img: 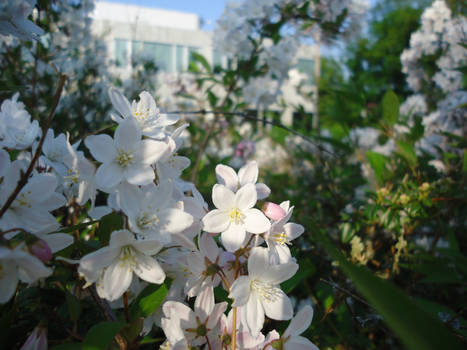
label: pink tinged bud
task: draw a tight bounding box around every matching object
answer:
[30,239,53,263]
[262,202,286,221]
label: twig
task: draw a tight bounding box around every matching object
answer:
[0,73,67,221]
[320,278,372,308]
[167,110,336,157]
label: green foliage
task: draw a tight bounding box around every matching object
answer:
[82,321,126,350]
[130,281,171,320]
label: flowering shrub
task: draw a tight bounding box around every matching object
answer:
[0,1,466,350]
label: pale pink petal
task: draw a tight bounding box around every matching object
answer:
[212,184,236,210]
[215,164,238,191]
[244,208,271,234]
[115,118,141,151]
[95,162,123,189]
[103,261,133,301]
[235,183,257,210]
[284,305,314,338]
[202,209,229,233]
[238,161,258,186]
[261,289,293,320]
[198,233,219,262]
[229,276,251,307]
[206,302,228,329]
[194,285,214,320]
[221,223,246,252]
[133,253,166,284]
[84,134,117,163]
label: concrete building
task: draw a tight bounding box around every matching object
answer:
[92,1,317,126]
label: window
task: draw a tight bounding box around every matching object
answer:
[296,58,314,83]
[176,45,185,72]
[114,39,128,67]
[131,41,174,72]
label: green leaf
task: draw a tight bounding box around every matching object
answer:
[310,220,463,350]
[366,151,389,184]
[130,280,171,319]
[66,292,82,321]
[382,89,399,126]
[82,321,125,350]
[396,140,418,166]
[121,317,144,343]
[97,212,123,244]
[50,343,82,350]
[463,150,467,173]
[190,52,211,73]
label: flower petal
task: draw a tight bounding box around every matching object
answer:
[215,164,238,191]
[244,208,271,234]
[235,183,257,210]
[248,247,269,278]
[244,293,264,337]
[194,285,214,320]
[212,184,235,210]
[134,139,168,165]
[284,223,304,241]
[285,335,319,350]
[133,252,166,284]
[124,164,155,186]
[84,134,116,163]
[261,289,293,321]
[103,261,133,301]
[221,223,246,252]
[108,87,133,118]
[256,183,271,200]
[202,209,229,233]
[160,208,193,234]
[229,275,251,307]
[95,162,123,189]
[115,118,141,151]
[284,305,314,338]
[238,161,258,186]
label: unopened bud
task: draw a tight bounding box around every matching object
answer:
[262,202,286,221]
[30,239,53,263]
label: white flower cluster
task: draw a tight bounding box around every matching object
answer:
[0,85,317,348]
[0,0,44,40]
[399,0,467,154]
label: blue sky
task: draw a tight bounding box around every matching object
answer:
[99,0,229,30]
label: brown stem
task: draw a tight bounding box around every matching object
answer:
[123,292,130,323]
[0,73,67,222]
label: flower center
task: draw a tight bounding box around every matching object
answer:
[137,212,159,230]
[250,279,281,302]
[272,232,289,245]
[116,149,135,168]
[229,208,244,224]
[15,192,31,208]
[118,246,137,268]
[64,168,80,184]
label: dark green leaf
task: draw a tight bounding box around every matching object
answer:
[50,343,82,350]
[382,89,399,126]
[97,212,123,244]
[82,321,125,350]
[311,221,463,350]
[66,292,82,322]
[281,258,316,294]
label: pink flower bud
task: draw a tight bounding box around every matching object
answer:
[30,239,53,263]
[262,202,286,221]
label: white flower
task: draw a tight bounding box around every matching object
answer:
[117,181,193,244]
[216,161,271,199]
[109,88,179,139]
[202,183,271,252]
[229,247,298,336]
[0,0,44,40]
[0,245,52,303]
[264,201,304,264]
[78,230,166,301]
[84,118,168,189]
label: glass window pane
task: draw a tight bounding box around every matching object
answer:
[176,45,184,72]
[131,41,174,72]
[115,39,128,67]
[297,58,314,83]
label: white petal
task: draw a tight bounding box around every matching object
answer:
[41,233,73,253]
[108,87,133,118]
[84,134,117,163]
[0,260,18,303]
[124,164,154,186]
[79,247,120,283]
[115,118,141,151]
[248,247,269,278]
[202,209,229,233]
[244,208,271,234]
[134,139,168,165]
[96,162,123,189]
[235,183,257,210]
[263,261,298,285]
[284,305,314,338]
[117,182,142,218]
[212,184,235,210]
[245,293,264,337]
[132,239,163,256]
[198,233,219,262]
[17,252,52,283]
[229,276,251,307]
[133,253,166,284]
[261,289,293,321]
[284,223,304,240]
[221,223,246,252]
[285,336,319,350]
[103,261,133,301]
[194,285,214,320]
[256,183,271,199]
[206,302,228,329]
[22,173,57,201]
[160,209,193,234]
[238,161,258,186]
[215,164,238,191]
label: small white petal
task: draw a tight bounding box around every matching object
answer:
[235,183,257,210]
[284,223,304,240]
[202,209,230,233]
[124,165,155,186]
[284,305,314,338]
[244,208,271,234]
[238,161,258,186]
[245,293,264,337]
[256,183,271,199]
[85,134,117,163]
[229,276,251,307]
[215,164,238,191]
[261,289,293,321]
[221,223,246,252]
[103,261,133,301]
[285,336,319,350]
[134,139,168,165]
[133,253,165,284]
[108,87,133,119]
[96,162,123,189]
[115,118,141,151]
[212,184,236,210]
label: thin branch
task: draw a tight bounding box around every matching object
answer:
[0,73,67,221]
[167,110,336,157]
[319,278,371,308]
